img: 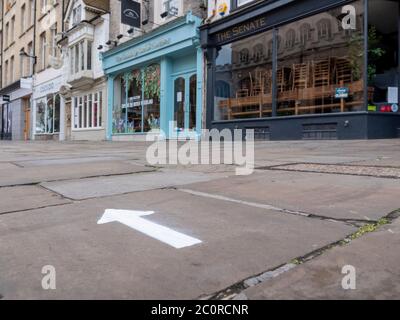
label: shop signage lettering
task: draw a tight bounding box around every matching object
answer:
[216,17,267,43]
[116,38,172,63]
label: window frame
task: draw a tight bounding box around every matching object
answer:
[72,91,103,130]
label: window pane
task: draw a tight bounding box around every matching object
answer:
[174,77,185,130]
[113,75,126,134]
[54,95,60,133]
[127,70,143,133]
[74,97,78,128]
[93,93,98,128]
[143,64,161,132]
[99,92,102,127]
[214,30,273,121]
[36,99,46,133]
[46,95,54,133]
[87,41,92,70]
[277,1,365,116]
[368,0,399,111]
[83,95,87,128]
[189,74,197,130]
[88,94,93,128]
[79,97,83,128]
[80,41,85,71]
[75,45,79,73]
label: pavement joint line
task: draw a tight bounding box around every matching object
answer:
[0,168,159,189]
[203,208,400,300]
[264,164,400,180]
[177,188,374,227]
[0,201,75,216]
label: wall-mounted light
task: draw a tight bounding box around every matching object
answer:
[19,48,37,65]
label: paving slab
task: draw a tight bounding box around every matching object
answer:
[40,169,232,200]
[182,170,400,221]
[242,218,400,300]
[0,161,154,187]
[0,186,71,214]
[0,189,355,300]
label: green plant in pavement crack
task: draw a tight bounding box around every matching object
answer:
[349,218,390,241]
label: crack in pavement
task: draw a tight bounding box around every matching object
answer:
[201,208,400,300]
[177,188,373,227]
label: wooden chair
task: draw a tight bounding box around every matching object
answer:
[251,70,264,96]
[292,63,310,90]
[277,68,289,92]
[263,69,273,94]
[334,58,353,84]
[312,58,331,87]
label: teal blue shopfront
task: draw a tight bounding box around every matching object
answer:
[102,13,203,140]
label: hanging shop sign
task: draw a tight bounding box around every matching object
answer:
[121,0,141,28]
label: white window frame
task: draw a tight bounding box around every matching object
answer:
[72,91,103,130]
[69,39,92,76]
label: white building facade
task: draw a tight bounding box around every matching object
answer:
[59,0,110,141]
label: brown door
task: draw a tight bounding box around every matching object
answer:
[24,99,30,141]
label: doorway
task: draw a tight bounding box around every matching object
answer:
[23,99,31,141]
[173,73,197,138]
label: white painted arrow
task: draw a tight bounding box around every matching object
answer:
[97,209,202,249]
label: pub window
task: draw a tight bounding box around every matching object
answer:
[317,19,332,40]
[277,0,365,117]
[239,49,250,63]
[367,0,399,108]
[253,44,264,62]
[214,30,274,121]
[300,23,312,46]
[285,29,296,49]
[213,0,366,122]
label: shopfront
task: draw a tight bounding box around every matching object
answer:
[32,69,65,141]
[201,0,400,139]
[0,79,33,141]
[102,13,203,140]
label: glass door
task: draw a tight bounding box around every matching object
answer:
[173,73,197,135]
[174,76,186,132]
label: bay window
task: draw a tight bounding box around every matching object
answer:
[69,39,93,76]
[73,92,103,129]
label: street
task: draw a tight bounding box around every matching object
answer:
[0,140,399,299]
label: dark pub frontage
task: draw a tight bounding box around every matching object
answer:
[201,0,400,140]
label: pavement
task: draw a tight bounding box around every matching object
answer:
[0,139,399,300]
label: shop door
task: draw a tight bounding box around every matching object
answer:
[173,73,197,137]
[1,103,12,140]
[24,100,31,141]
